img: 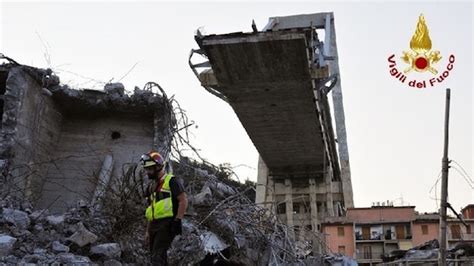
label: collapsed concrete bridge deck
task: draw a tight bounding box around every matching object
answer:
[191,13,354,241]
[196,31,337,179]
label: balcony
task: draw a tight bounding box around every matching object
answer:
[448,233,474,241]
[355,251,384,263]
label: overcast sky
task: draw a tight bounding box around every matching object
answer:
[1,1,472,213]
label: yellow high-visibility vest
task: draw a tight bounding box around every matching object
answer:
[145,173,174,221]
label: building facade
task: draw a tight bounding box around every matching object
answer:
[322,204,474,264]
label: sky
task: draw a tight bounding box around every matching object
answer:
[1,1,472,213]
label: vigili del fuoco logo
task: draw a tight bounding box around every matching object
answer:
[388,14,455,89]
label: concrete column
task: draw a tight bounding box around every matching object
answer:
[309,178,319,229]
[309,178,322,253]
[327,14,354,208]
[255,155,269,205]
[267,176,275,214]
[325,166,334,217]
[91,155,114,209]
[285,178,294,230]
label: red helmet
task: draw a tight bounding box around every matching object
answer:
[140,151,164,168]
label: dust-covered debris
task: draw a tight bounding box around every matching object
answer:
[67,222,99,247]
[0,234,17,256]
[165,159,331,265]
[0,59,343,265]
[384,239,474,264]
[90,243,122,259]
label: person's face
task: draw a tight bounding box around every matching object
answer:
[145,164,163,179]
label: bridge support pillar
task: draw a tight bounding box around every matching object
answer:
[284,178,295,239]
[325,165,335,217]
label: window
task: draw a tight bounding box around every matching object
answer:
[293,202,300,214]
[274,178,284,184]
[451,224,461,239]
[363,246,372,259]
[337,226,345,237]
[277,203,286,214]
[292,179,308,188]
[467,225,471,235]
[317,201,326,213]
[301,201,311,213]
[362,226,370,240]
[395,225,405,239]
[406,224,412,238]
[421,225,429,235]
[338,245,346,255]
[385,228,393,240]
[305,224,312,231]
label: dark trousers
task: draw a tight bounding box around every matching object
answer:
[149,218,177,266]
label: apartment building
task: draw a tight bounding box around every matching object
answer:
[322,204,474,265]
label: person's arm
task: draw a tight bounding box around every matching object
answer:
[170,176,187,220]
[175,192,188,220]
[144,184,151,246]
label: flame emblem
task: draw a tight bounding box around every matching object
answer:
[401,14,442,74]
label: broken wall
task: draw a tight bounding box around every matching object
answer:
[0,65,171,213]
[36,114,154,212]
[1,66,63,202]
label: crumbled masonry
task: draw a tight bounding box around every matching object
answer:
[0,60,355,265]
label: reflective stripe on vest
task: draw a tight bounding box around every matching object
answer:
[145,173,174,221]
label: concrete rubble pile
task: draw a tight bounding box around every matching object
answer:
[0,59,168,265]
[0,59,353,265]
[171,162,287,265]
[0,161,327,265]
[384,239,474,263]
[169,159,356,265]
[0,196,125,265]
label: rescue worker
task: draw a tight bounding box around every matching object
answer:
[141,151,187,265]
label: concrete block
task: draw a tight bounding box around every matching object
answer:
[90,243,121,259]
[67,222,98,247]
[52,241,70,253]
[2,208,30,229]
[0,234,17,256]
[46,215,65,226]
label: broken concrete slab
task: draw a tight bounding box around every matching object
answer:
[190,186,212,206]
[201,231,228,254]
[20,253,49,264]
[0,234,17,256]
[104,83,125,98]
[46,215,65,226]
[2,208,30,229]
[90,243,121,259]
[52,241,70,253]
[29,209,48,222]
[55,252,92,264]
[33,223,44,232]
[33,248,47,255]
[67,222,98,247]
[104,259,123,266]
